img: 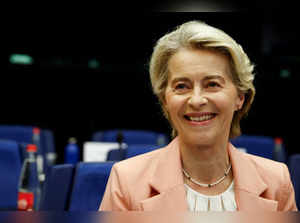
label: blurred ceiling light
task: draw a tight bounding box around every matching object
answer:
[88,58,100,69]
[154,0,239,11]
[9,54,34,65]
[280,69,291,79]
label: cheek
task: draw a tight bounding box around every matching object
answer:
[163,94,174,119]
[164,91,175,110]
[164,95,184,118]
[163,94,171,112]
[214,94,238,114]
[165,99,177,116]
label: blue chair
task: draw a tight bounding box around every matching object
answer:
[91,129,169,146]
[0,139,22,210]
[106,144,161,161]
[0,125,56,160]
[69,162,115,211]
[39,164,75,211]
[106,149,126,161]
[40,129,57,170]
[288,154,300,208]
[230,135,286,162]
[0,125,34,145]
[125,144,160,159]
[0,125,57,175]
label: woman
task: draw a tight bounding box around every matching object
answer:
[99,20,297,211]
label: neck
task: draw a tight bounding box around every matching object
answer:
[179,136,230,184]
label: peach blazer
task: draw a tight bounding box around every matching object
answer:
[99,137,297,211]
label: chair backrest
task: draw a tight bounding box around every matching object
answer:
[106,149,126,161]
[69,162,115,211]
[288,154,300,208]
[125,144,160,159]
[0,139,22,210]
[0,125,57,174]
[39,164,75,211]
[40,129,57,170]
[0,125,34,145]
[91,129,168,146]
[230,135,278,160]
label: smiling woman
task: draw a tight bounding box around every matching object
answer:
[164,48,244,149]
[99,20,297,211]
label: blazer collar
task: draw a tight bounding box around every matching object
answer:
[228,144,278,211]
[141,137,188,211]
[141,138,278,211]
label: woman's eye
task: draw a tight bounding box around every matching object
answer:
[207,82,220,88]
[175,83,188,90]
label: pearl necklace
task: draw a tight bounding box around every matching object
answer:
[182,163,232,187]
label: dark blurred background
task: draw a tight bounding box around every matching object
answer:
[3,12,300,163]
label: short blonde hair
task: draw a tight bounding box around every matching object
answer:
[149,20,255,139]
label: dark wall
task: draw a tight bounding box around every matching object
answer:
[3,13,300,162]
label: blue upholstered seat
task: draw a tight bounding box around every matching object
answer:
[288,154,300,208]
[0,139,22,210]
[125,144,160,159]
[91,129,168,146]
[69,162,115,211]
[231,135,286,162]
[39,164,75,211]
[0,125,57,167]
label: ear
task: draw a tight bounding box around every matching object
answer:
[236,93,245,111]
[160,95,167,109]
[160,97,171,121]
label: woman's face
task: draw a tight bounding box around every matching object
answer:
[164,48,244,146]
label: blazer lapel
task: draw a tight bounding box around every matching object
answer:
[140,138,188,211]
[140,185,187,211]
[235,190,278,211]
[229,144,278,211]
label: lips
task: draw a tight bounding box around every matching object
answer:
[184,112,217,122]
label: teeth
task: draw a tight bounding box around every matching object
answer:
[189,114,214,122]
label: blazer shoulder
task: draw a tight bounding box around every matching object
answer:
[100,147,167,210]
[243,152,287,181]
[244,153,297,211]
[242,153,294,198]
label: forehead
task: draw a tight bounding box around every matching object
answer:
[167,47,232,81]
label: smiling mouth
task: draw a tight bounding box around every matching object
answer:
[184,114,217,122]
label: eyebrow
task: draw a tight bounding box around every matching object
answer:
[203,75,226,83]
[170,77,190,85]
[170,75,225,85]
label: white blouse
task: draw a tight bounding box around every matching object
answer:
[184,181,237,211]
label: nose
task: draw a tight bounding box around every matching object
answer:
[187,88,208,109]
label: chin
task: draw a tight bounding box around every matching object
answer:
[181,131,216,146]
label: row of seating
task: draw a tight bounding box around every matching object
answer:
[230,135,286,163]
[41,129,168,210]
[0,125,57,171]
[40,162,114,211]
[90,131,287,163]
[91,129,169,146]
[39,130,168,211]
[106,144,160,161]
[40,154,300,211]
[0,126,57,211]
[0,125,298,210]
